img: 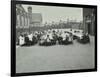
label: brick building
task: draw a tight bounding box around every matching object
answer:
[16,4,42,29]
[83,8,96,35]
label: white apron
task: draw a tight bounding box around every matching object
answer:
[19,36,25,45]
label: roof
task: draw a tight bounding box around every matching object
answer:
[31,13,42,23]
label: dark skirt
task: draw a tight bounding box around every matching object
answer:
[77,35,90,44]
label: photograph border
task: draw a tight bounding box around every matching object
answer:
[11,0,97,76]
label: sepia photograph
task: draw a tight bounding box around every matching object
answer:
[11,1,97,76]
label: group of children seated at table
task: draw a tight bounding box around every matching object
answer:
[17,29,90,46]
